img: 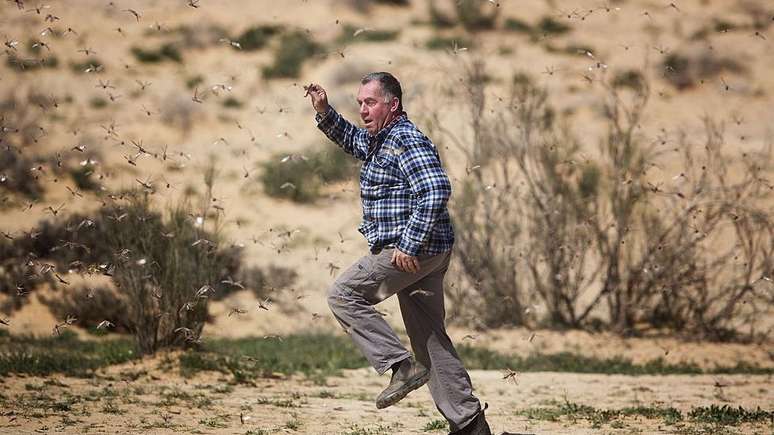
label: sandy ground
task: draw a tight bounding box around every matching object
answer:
[1,360,772,435]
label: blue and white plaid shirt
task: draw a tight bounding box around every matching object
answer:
[316,106,455,257]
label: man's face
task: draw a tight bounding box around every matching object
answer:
[357,81,397,136]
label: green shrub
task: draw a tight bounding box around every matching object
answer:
[428,0,498,31]
[260,146,358,202]
[263,31,320,79]
[221,97,243,108]
[336,24,400,45]
[455,0,499,31]
[612,69,646,92]
[70,58,104,74]
[235,24,281,51]
[536,17,571,35]
[89,96,107,109]
[425,35,472,51]
[186,74,204,90]
[5,54,58,71]
[662,51,745,90]
[69,165,100,191]
[504,17,532,33]
[131,43,182,63]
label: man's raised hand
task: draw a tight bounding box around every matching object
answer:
[304,83,329,114]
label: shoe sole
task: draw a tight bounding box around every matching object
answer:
[375,370,431,409]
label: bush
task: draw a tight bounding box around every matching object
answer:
[89,96,107,109]
[428,0,499,31]
[441,59,773,340]
[536,16,572,36]
[69,165,101,192]
[131,43,182,63]
[504,17,532,33]
[425,35,473,51]
[335,24,399,45]
[39,284,133,334]
[612,69,646,93]
[5,54,58,71]
[0,91,47,202]
[262,31,320,79]
[345,0,410,12]
[260,146,358,203]
[98,193,234,354]
[662,50,746,90]
[235,24,281,51]
[221,97,243,109]
[70,58,104,74]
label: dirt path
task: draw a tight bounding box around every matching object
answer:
[2,362,771,434]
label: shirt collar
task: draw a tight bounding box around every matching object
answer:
[371,111,407,141]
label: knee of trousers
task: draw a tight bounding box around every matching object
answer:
[326,282,350,313]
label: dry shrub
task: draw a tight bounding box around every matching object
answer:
[441,59,773,341]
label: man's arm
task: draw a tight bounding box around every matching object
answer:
[306,83,369,161]
[315,107,370,161]
[395,132,452,257]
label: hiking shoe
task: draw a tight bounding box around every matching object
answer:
[450,403,492,435]
[375,357,430,409]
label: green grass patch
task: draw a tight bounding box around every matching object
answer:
[519,400,682,428]
[0,330,137,377]
[179,334,367,383]
[1,330,770,379]
[520,400,772,429]
[342,423,402,435]
[688,405,773,425]
[422,418,448,431]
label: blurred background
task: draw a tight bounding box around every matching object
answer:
[0,0,772,433]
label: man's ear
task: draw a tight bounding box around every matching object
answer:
[391,97,400,113]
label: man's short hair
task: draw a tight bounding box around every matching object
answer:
[361,72,403,112]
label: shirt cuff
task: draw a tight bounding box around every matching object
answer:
[315,106,334,126]
[396,237,423,257]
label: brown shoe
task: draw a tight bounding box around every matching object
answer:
[375,357,430,409]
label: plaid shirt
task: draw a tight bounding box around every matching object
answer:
[316,106,455,257]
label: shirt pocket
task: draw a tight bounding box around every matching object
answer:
[373,147,403,178]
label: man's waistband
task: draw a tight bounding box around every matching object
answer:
[370,244,395,255]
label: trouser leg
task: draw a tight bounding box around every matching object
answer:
[327,279,410,375]
[397,252,481,432]
[326,248,453,375]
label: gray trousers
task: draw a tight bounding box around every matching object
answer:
[327,247,481,432]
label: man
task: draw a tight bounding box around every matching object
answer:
[306,72,491,435]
